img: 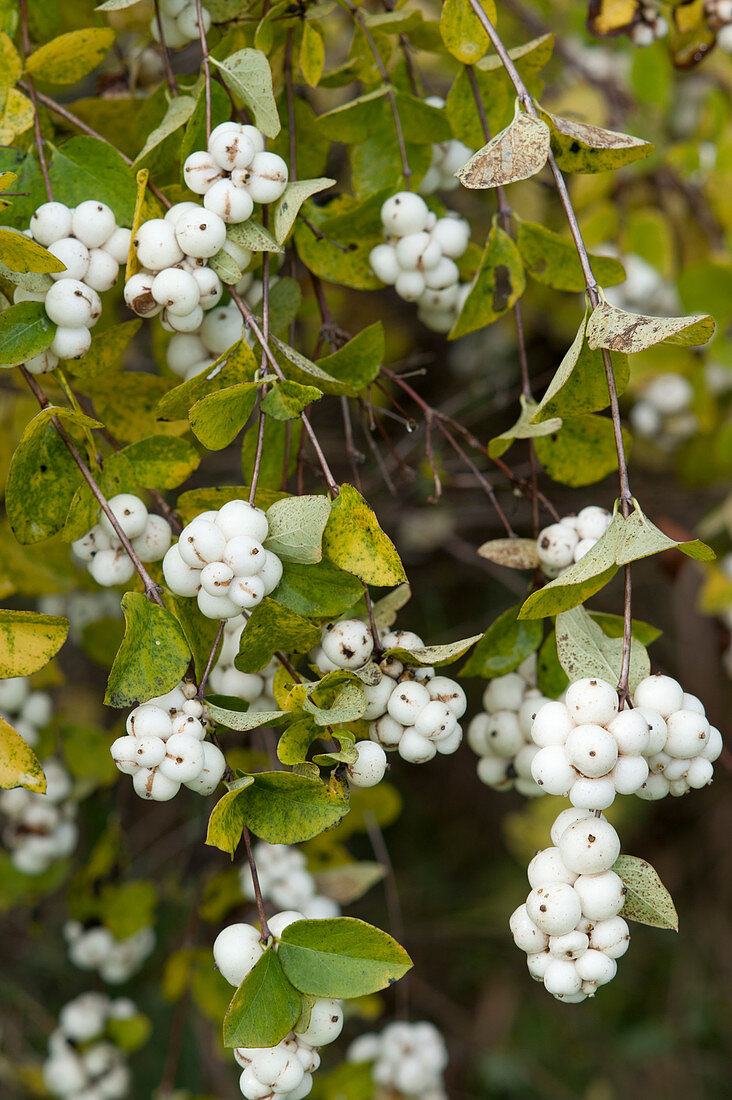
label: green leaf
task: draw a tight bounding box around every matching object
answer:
[223,949,302,1049]
[515,218,625,293]
[67,319,141,380]
[277,718,320,766]
[208,771,349,848]
[536,631,568,697]
[205,777,256,856]
[314,324,385,395]
[519,515,622,620]
[234,599,321,674]
[104,593,191,708]
[133,95,196,165]
[477,32,555,72]
[121,435,200,489]
[555,606,650,693]
[0,609,68,677]
[227,218,284,254]
[440,0,496,64]
[322,484,406,587]
[384,634,481,669]
[181,79,231,165]
[589,612,661,647]
[304,680,366,727]
[459,604,543,678]
[157,341,258,421]
[242,416,302,492]
[0,228,65,274]
[262,379,323,421]
[210,49,280,138]
[457,104,550,189]
[537,106,654,174]
[275,559,364,619]
[586,299,715,354]
[313,862,387,906]
[6,407,90,544]
[450,223,526,339]
[533,413,628,488]
[26,28,115,84]
[614,504,715,566]
[278,917,412,998]
[189,383,259,449]
[293,202,381,291]
[272,177,335,244]
[532,308,629,422]
[613,854,679,931]
[0,717,46,793]
[99,880,157,939]
[488,395,562,459]
[271,336,349,396]
[264,495,331,565]
[206,700,287,732]
[0,300,55,367]
[49,136,137,224]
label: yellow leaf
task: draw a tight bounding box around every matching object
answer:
[0,229,66,275]
[440,0,497,65]
[0,716,46,793]
[0,609,69,677]
[26,27,115,85]
[125,169,150,282]
[0,32,23,89]
[0,89,33,145]
[0,172,18,191]
[300,22,325,87]
[587,0,640,37]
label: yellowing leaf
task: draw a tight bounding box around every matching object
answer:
[300,21,325,87]
[0,229,66,275]
[0,32,23,89]
[0,609,69,677]
[125,170,149,282]
[440,0,497,65]
[26,28,115,85]
[586,299,715,353]
[0,89,33,145]
[323,484,406,587]
[0,717,46,793]
[456,105,550,189]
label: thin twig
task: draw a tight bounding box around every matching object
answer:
[198,621,225,699]
[243,825,270,939]
[365,811,409,1017]
[195,0,212,139]
[153,0,179,97]
[363,585,382,656]
[19,0,52,201]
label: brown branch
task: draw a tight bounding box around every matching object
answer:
[153,0,179,97]
[195,0,212,138]
[19,0,52,201]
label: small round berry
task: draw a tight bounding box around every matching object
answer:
[573,870,625,921]
[215,500,269,542]
[87,547,135,587]
[30,201,73,246]
[238,151,289,203]
[132,767,180,801]
[558,817,620,875]
[550,808,595,847]
[258,550,283,596]
[99,494,149,539]
[664,709,710,758]
[208,127,257,171]
[213,923,265,986]
[636,772,671,800]
[531,701,574,747]
[527,847,577,888]
[167,332,209,374]
[204,178,255,223]
[184,740,227,795]
[569,775,616,810]
[197,587,243,619]
[395,231,442,271]
[110,735,140,775]
[346,741,387,787]
[531,745,576,795]
[268,910,305,938]
[228,574,266,609]
[127,703,173,740]
[414,700,457,742]
[387,680,431,725]
[397,727,436,763]
[430,214,471,258]
[162,545,202,596]
[422,256,459,289]
[178,518,227,567]
[222,534,265,576]
[548,930,589,961]
[482,672,525,713]
[427,676,467,717]
[134,218,184,270]
[395,269,426,301]
[632,673,684,717]
[510,904,550,953]
[48,236,90,281]
[164,304,205,333]
[84,248,119,292]
[611,753,649,794]
[183,150,224,194]
[130,514,172,562]
[177,3,211,39]
[369,243,400,285]
[607,709,651,755]
[635,706,667,755]
[321,619,373,671]
[565,723,618,778]
[71,201,116,249]
[200,305,245,354]
[45,279,99,327]
[200,560,234,596]
[133,735,167,768]
[295,999,344,1046]
[536,522,579,570]
[526,882,582,936]
[191,265,222,309]
[102,226,132,264]
[381,191,430,237]
[564,678,618,726]
[124,272,161,317]
[158,732,205,782]
[370,714,404,748]
[151,267,201,315]
[575,949,617,985]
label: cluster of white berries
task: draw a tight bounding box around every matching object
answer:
[529,675,722,807]
[17,200,129,369]
[209,615,278,707]
[536,506,612,578]
[110,681,226,802]
[43,993,136,1099]
[312,620,466,766]
[123,203,227,334]
[214,912,343,1100]
[347,1020,448,1098]
[150,0,210,49]
[63,921,155,985]
[419,97,473,195]
[467,655,546,797]
[511,810,629,1003]
[708,0,732,52]
[163,499,283,618]
[0,675,52,747]
[632,673,722,799]
[184,121,289,222]
[72,494,172,587]
[0,759,77,875]
[628,4,669,45]
[369,192,471,333]
[629,373,697,451]
[239,841,341,920]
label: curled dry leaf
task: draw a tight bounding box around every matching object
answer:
[477,537,540,570]
[456,108,550,189]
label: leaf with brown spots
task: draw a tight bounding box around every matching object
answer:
[456,105,550,189]
[477,538,540,570]
[450,223,526,339]
[586,298,715,354]
[613,855,679,930]
[537,106,653,173]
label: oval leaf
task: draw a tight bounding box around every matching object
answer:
[223,949,302,1049]
[279,916,412,999]
[0,609,69,677]
[456,107,550,189]
[613,854,679,931]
